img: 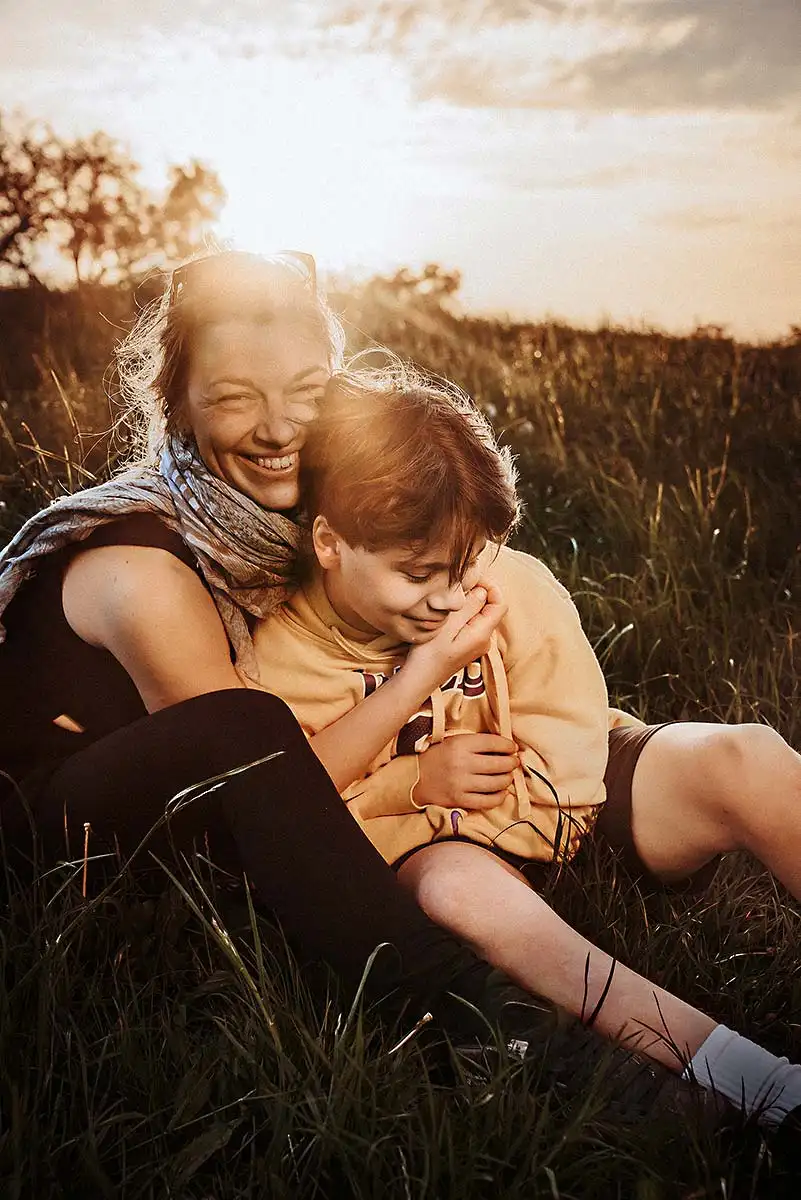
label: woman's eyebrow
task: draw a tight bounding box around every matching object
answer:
[206,367,327,391]
[207,376,259,390]
[288,366,328,387]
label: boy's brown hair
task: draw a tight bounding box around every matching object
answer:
[302,360,520,580]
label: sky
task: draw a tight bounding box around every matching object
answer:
[1,0,800,339]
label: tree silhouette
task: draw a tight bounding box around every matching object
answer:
[372,263,462,307]
[156,161,225,263]
[51,131,144,285]
[0,115,61,283]
[0,112,226,286]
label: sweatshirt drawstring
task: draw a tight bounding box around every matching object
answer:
[486,634,530,819]
[430,685,446,746]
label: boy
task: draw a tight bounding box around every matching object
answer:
[254,365,612,871]
[251,364,801,1125]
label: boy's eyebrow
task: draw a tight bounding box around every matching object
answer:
[390,551,447,570]
[391,550,482,572]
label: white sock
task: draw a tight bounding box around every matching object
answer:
[683,1023,801,1126]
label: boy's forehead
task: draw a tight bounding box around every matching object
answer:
[388,539,488,569]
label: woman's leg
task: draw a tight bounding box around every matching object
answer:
[624,723,801,896]
[14,689,509,1026]
[397,840,716,1071]
[12,694,756,1124]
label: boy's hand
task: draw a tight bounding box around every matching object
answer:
[414,733,521,810]
[403,582,506,691]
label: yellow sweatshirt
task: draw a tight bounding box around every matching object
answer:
[251,545,642,866]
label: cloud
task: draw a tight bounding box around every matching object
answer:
[5,0,800,131]
[554,0,801,112]
[319,0,574,47]
[386,0,801,113]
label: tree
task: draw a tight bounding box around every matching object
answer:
[0,114,62,283]
[369,263,463,308]
[0,111,226,286]
[155,161,226,263]
[50,131,146,285]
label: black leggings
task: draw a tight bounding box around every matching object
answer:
[9,689,494,1022]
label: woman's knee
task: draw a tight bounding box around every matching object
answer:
[168,688,307,759]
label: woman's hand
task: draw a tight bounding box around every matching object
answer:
[414,733,521,810]
[403,582,506,692]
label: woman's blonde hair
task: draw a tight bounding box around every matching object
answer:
[113,251,346,465]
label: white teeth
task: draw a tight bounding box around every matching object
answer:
[246,453,296,471]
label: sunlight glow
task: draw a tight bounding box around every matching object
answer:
[2,3,800,337]
[213,57,416,274]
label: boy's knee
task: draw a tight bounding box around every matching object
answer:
[704,724,788,782]
[400,841,491,925]
[697,725,798,827]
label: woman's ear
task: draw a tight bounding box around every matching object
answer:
[311,515,343,571]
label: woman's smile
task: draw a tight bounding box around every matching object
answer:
[237,450,300,474]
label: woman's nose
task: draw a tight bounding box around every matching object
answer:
[252,397,298,447]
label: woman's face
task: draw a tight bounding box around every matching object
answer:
[184,317,329,510]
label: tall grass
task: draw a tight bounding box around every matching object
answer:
[0,284,799,1196]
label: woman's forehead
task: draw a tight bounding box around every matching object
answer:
[190,318,329,381]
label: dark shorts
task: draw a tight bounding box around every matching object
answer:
[393,723,721,895]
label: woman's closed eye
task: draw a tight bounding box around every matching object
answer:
[287,389,324,423]
[205,390,258,412]
[289,384,325,406]
[289,381,326,398]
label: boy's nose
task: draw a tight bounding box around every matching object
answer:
[429,581,467,612]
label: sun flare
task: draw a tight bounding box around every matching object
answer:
[210,56,416,275]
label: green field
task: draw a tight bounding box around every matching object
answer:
[0,284,799,1197]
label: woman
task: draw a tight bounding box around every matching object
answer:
[0,252,496,1019]
[0,249,674,1122]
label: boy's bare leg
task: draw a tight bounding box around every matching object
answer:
[626,723,801,898]
[397,840,716,1071]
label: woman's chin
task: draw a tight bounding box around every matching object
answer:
[233,468,301,511]
[252,485,300,511]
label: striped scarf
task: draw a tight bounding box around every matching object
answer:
[0,436,303,679]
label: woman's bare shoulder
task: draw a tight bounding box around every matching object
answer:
[63,542,206,641]
[62,543,241,711]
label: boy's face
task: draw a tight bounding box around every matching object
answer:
[318,527,488,643]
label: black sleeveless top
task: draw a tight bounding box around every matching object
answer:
[0,514,202,787]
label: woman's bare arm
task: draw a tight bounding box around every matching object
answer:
[63,544,243,711]
[63,547,506,791]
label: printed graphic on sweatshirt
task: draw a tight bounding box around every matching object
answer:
[358,666,402,698]
[356,662,487,757]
